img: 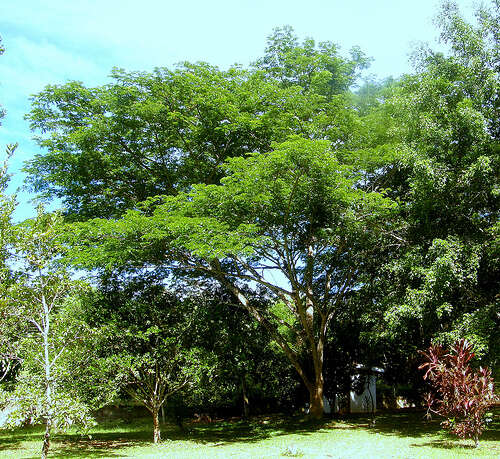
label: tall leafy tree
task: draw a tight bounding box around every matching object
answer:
[360,0,500,380]
[22,29,379,419]
[66,136,395,418]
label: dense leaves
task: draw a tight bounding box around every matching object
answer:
[63,135,396,418]
[359,0,500,383]
[80,279,213,443]
[24,48,364,221]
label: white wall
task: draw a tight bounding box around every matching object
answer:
[350,374,376,413]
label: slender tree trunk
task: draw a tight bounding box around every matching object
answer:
[41,418,51,459]
[241,374,249,418]
[152,409,161,444]
[41,293,53,459]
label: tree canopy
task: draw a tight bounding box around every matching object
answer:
[24,30,368,221]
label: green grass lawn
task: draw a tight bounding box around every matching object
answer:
[0,411,498,458]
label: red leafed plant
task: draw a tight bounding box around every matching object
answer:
[419,339,497,447]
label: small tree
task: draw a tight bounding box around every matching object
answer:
[0,209,94,459]
[83,281,211,443]
[419,339,497,447]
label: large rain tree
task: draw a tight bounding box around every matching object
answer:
[22,28,379,418]
[67,137,395,418]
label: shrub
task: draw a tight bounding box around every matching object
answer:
[419,339,496,447]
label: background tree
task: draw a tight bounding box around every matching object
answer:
[81,278,213,443]
[357,0,500,385]
[182,287,301,418]
[0,35,24,382]
[254,25,370,96]
[0,153,19,383]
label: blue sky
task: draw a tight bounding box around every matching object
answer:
[0,0,475,220]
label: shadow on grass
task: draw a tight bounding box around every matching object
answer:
[48,438,147,458]
[49,421,157,459]
[0,434,22,452]
[41,416,327,457]
[174,415,328,445]
[410,440,477,450]
[369,408,500,452]
[360,411,442,438]
[0,424,44,452]
[0,422,151,458]
[332,409,500,440]
[1,409,498,457]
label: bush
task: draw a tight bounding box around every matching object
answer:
[419,339,497,447]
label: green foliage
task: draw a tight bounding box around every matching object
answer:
[0,368,94,431]
[254,25,371,96]
[13,9,500,417]
[360,0,500,384]
[62,133,396,419]
[24,27,369,221]
[66,136,395,270]
[0,208,96,453]
[78,279,218,441]
[0,154,20,384]
[181,289,301,412]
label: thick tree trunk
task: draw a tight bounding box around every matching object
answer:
[41,419,51,459]
[152,409,161,444]
[211,264,330,421]
[308,378,324,419]
[308,323,325,419]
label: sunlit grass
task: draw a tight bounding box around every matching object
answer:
[0,411,498,458]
